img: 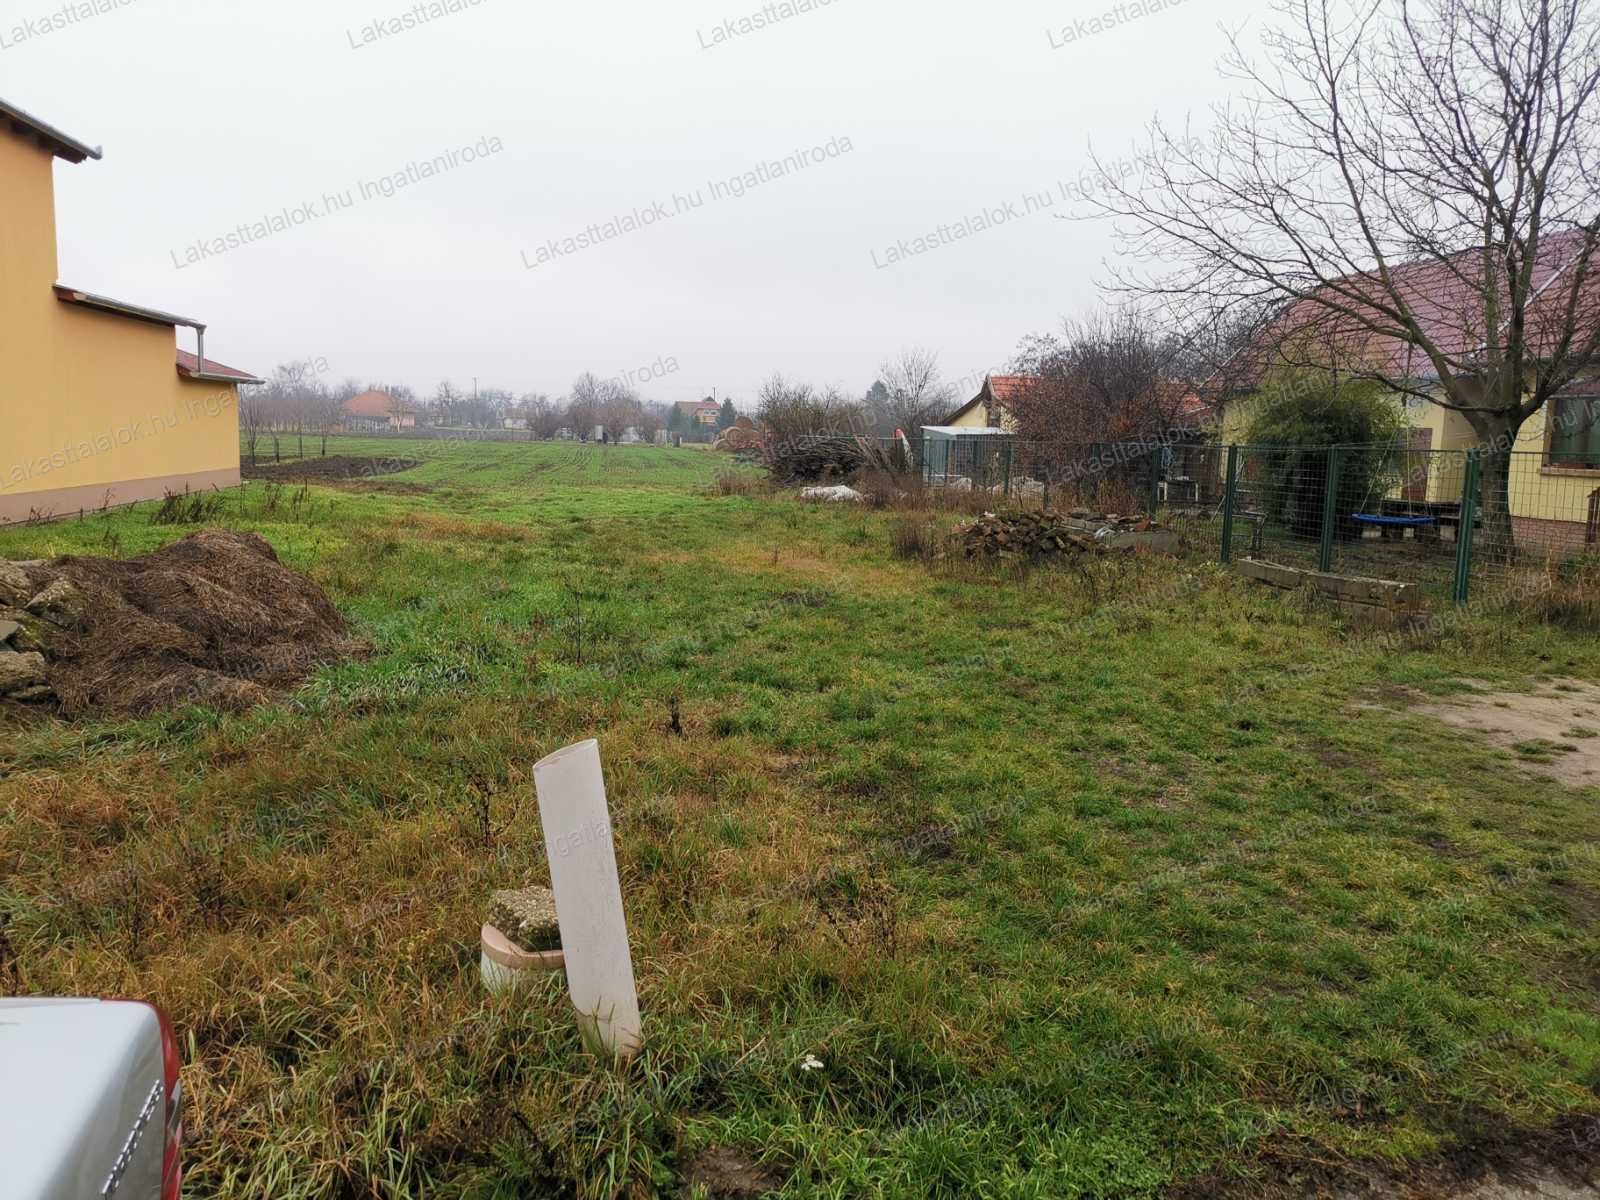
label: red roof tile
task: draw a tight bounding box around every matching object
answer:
[986,375,1036,404]
[1237,229,1600,387]
[345,390,403,419]
[175,349,260,384]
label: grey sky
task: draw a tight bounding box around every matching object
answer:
[3,0,1256,407]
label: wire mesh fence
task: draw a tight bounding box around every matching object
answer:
[902,430,1600,604]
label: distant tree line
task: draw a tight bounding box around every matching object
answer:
[240,366,692,464]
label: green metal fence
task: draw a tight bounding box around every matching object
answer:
[911,431,1600,605]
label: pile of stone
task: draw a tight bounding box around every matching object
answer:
[0,562,54,705]
[1063,508,1161,532]
[958,509,1173,559]
[958,511,1108,559]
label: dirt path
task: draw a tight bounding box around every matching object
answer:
[1414,678,1600,788]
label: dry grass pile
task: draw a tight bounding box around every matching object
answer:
[1,528,360,714]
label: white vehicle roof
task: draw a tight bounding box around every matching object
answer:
[0,998,165,1200]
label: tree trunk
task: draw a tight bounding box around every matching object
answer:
[1476,447,1516,565]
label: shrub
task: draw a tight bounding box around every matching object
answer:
[1243,366,1408,540]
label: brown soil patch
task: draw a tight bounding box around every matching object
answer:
[1175,1113,1600,1199]
[7,529,361,715]
[1415,680,1600,788]
[682,1146,783,1198]
[241,455,421,484]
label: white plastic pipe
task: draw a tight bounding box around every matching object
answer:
[533,739,643,1059]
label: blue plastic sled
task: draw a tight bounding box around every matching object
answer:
[1351,513,1437,528]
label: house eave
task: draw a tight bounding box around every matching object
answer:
[0,97,102,163]
[180,368,264,386]
[55,285,199,328]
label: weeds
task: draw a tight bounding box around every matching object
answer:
[151,486,226,526]
[711,465,768,496]
[889,513,939,561]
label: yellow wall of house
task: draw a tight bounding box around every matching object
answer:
[1403,393,1463,504]
[1217,377,1594,524]
[945,403,989,429]
[1504,404,1600,523]
[1410,392,1595,521]
[0,132,240,522]
[945,393,1018,432]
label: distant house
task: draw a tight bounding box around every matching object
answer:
[686,400,721,425]
[1,97,260,524]
[932,373,1218,499]
[942,375,1037,430]
[672,399,721,430]
[343,389,414,431]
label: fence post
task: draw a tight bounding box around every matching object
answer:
[1453,451,1480,605]
[1220,444,1239,564]
[1003,443,1013,499]
[1147,447,1161,515]
[1318,445,1341,573]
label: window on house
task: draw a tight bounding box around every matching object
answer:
[1549,391,1600,468]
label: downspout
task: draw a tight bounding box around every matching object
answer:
[191,322,208,374]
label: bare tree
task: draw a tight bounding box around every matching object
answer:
[251,360,329,462]
[599,384,641,443]
[433,381,462,427]
[240,384,264,467]
[515,391,542,438]
[756,375,864,444]
[477,387,515,430]
[322,379,361,453]
[567,372,607,440]
[1006,311,1193,444]
[871,347,958,434]
[636,400,669,444]
[1093,0,1600,551]
[523,392,562,440]
[289,372,327,459]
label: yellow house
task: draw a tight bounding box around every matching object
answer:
[1216,371,1600,551]
[1,97,259,526]
[942,375,1030,430]
[1212,232,1600,553]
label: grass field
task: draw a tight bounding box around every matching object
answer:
[4,438,1600,1198]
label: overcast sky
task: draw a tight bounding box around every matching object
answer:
[3,0,1259,407]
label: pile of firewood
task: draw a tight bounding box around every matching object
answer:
[958,511,1107,558]
[764,436,908,484]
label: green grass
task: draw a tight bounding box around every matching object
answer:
[3,441,1600,1198]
